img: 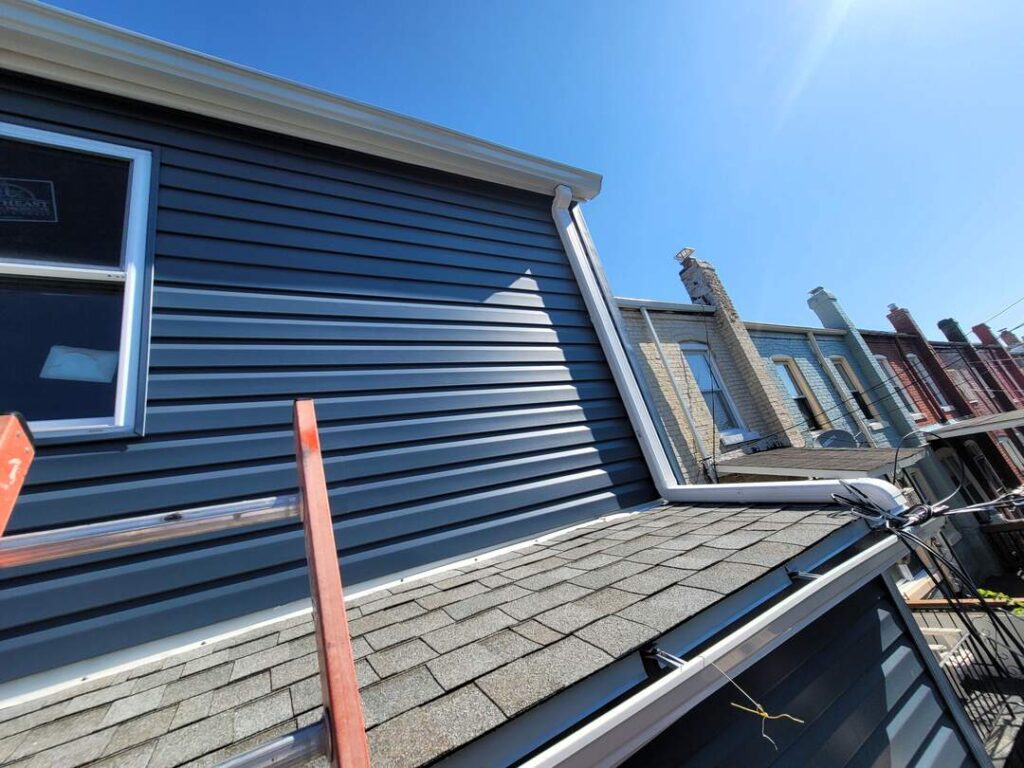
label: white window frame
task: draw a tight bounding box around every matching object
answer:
[874,354,925,421]
[679,341,751,443]
[905,352,954,412]
[771,355,830,432]
[1,120,152,440]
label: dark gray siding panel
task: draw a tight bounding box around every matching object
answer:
[621,579,979,768]
[0,73,657,681]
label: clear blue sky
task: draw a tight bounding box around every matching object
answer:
[49,0,1024,337]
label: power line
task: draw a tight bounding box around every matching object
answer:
[699,343,1018,458]
[980,294,1024,326]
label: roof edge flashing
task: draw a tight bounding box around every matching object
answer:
[520,532,909,768]
[1,0,602,200]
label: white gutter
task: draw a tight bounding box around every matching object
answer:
[616,297,714,314]
[550,186,907,513]
[522,534,903,768]
[806,330,877,447]
[637,306,717,481]
[744,320,845,336]
[0,0,601,200]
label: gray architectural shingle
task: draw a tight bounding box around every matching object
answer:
[0,502,852,768]
[574,615,656,657]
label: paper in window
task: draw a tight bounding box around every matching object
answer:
[40,345,118,384]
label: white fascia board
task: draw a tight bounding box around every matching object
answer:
[0,0,602,200]
[929,411,1024,439]
[554,188,908,514]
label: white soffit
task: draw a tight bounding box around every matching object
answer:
[0,0,602,200]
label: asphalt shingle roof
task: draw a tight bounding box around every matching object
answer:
[0,502,852,768]
[716,447,924,477]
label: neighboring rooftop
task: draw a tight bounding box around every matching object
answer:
[924,409,1024,439]
[0,502,856,768]
[716,447,924,480]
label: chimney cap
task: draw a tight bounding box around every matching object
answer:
[887,303,899,311]
[674,247,696,264]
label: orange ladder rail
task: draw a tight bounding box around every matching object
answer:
[293,399,372,768]
[0,414,34,539]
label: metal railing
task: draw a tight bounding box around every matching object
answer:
[0,495,299,568]
[910,600,1024,753]
[984,518,1024,572]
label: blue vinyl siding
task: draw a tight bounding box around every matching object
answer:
[0,73,656,681]
[621,578,978,768]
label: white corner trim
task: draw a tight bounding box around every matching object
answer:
[553,187,908,512]
[0,0,601,200]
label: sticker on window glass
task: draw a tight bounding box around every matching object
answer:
[0,178,58,222]
[40,346,118,383]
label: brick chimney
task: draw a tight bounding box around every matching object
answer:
[884,304,971,417]
[677,256,804,447]
[1000,329,1022,348]
[972,323,1000,346]
[938,318,969,344]
[886,304,925,337]
[938,318,1018,411]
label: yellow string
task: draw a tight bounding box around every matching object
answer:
[708,660,804,750]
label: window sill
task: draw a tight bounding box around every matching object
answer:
[911,413,927,422]
[940,405,957,413]
[719,430,759,448]
[867,421,886,432]
[29,423,142,445]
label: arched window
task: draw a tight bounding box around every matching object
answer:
[772,356,829,431]
[874,354,923,420]
[830,356,877,421]
[906,353,953,412]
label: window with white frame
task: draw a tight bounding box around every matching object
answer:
[874,354,923,419]
[0,121,151,440]
[680,342,745,436]
[830,356,877,421]
[905,353,953,412]
[773,357,827,431]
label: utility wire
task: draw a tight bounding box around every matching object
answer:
[830,481,1024,668]
[717,343,1023,458]
[981,295,1024,326]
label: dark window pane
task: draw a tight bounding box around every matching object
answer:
[852,391,873,420]
[795,396,821,431]
[0,277,122,422]
[0,137,129,267]
[701,390,739,431]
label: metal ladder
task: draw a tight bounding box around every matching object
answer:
[0,402,372,768]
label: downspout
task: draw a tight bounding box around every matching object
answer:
[550,186,906,513]
[638,306,718,481]
[806,331,877,447]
